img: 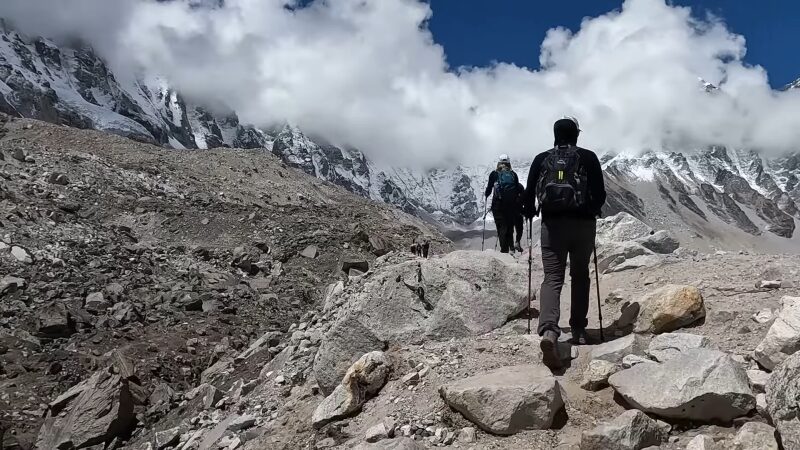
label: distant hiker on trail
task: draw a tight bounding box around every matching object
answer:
[484,155,521,254]
[523,116,606,369]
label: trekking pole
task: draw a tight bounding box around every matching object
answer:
[481,200,487,251]
[593,246,604,342]
[527,217,533,335]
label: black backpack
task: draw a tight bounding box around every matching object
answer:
[493,166,518,207]
[536,146,588,214]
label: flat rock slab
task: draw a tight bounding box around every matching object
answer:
[353,438,426,450]
[609,348,754,422]
[589,334,649,364]
[646,332,712,362]
[439,365,565,435]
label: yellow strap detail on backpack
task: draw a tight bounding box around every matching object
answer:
[558,170,564,180]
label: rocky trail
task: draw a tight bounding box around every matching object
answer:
[3,115,800,450]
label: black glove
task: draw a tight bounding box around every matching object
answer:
[522,205,536,220]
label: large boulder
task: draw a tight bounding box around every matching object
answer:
[35,367,138,449]
[580,409,669,450]
[634,285,705,334]
[439,365,565,435]
[753,296,800,371]
[312,351,391,429]
[646,332,713,362]
[609,349,754,422]
[315,251,527,395]
[765,351,800,448]
[597,213,652,242]
[636,230,679,254]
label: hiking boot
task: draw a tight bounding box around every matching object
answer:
[515,242,523,253]
[540,330,562,369]
[571,328,589,346]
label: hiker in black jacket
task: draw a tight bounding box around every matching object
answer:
[484,155,520,254]
[523,117,606,368]
[513,182,525,253]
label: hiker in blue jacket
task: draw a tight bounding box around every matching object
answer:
[484,155,521,254]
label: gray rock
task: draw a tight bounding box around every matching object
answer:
[580,410,668,450]
[85,292,110,313]
[685,434,716,450]
[154,426,181,449]
[765,351,800,448]
[37,302,75,338]
[756,393,769,419]
[752,308,776,324]
[646,332,712,362]
[35,369,136,450]
[589,334,649,364]
[352,437,426,450]
[300,245,319,259]
[10,246,32,264]
[315,251,527,394]
[622,355,655,369]
[581,359,620,391]
[597,213,653,242]
[732,422,778,450]
[757,280,782,289]
[312,351,390,429]
[47,172,69,185]
[637,230,680,254]
[341,257,369,275]
[439,365,565,435]
[634,285,705,334]
[754,296,800,371]
[0,275,26,295]
[609,349,754,422]
[458,427,476,443]
[746,370,770,394]
[313,315,385,396]
[365,422,390,443]
[227,414,257,432]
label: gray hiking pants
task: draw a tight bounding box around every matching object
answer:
[537,217,596,336]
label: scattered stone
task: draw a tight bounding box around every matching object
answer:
[752,309,776,324]
[227,414,257,432]
[316,438,336,449]
[10,246,33,264]
[85,292,110,312]
[580,410,668,450]
[35,368,137,449]
[637,230,680,254]
[621,355,655,369]
[732,422,778,450]
[685,434,716,450]
[458,427,476,443]
[47,172,69,185]
[646,332,712,362]
[341,257,369,275]
[301,245,319,259]
[0,275,26,295]
[37,302,75,338]
[634,285,705,334]
[754,296,800,371]
[312,351,391,429]
[365,422,390,443]
[756,280,782,290]
[746,370,770,393]
[609,349,755,422]
[353,437,426,449]
[589,334,648,364]
[369,235,390,256]
[401,371,420,386]
[439,364,565,435]
[756,394,769,419]
[155,426,181,449]
[581,359,620,391]
[765,351,800,448]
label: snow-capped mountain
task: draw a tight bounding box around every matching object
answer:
[784,78,800,91]
[2,22,799,249]
[0,22,267,150]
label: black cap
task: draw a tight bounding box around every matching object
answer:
[554,118,580,146]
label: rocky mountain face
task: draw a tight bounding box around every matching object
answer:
[0,113,447,448]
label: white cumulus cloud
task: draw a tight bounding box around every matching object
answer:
[0,0,798,167]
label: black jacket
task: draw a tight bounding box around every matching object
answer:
[485,169,520,212]
[523,146,606,219]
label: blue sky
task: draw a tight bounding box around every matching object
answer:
[428,0,798,89]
